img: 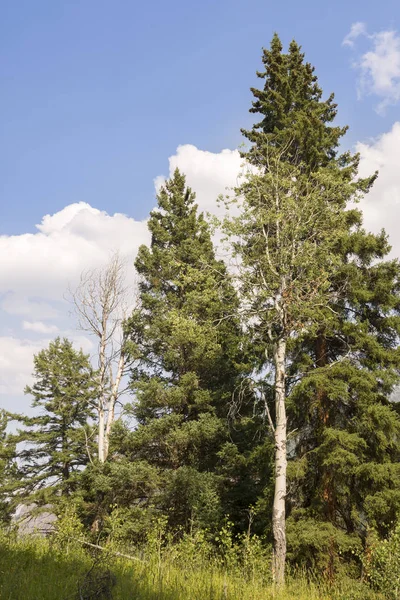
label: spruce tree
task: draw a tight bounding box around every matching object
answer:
[287,216,400,574]
[230,34,400,581]
[13,338,97,505]
[0,410,18,522]
[123,168,251,531]
[242,33,349,172]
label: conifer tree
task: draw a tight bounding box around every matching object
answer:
[228,34,400,582]
[242,33,349,172]
[13,338,97,505]
[0,410,18,522]
[124,169,250,531]
[287,214,400,574]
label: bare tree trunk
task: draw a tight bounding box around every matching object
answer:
[103,351,125,461]
[97,318,108,463]
[272,337,287,586]
[98,408,105,463]
[68,253,134,464]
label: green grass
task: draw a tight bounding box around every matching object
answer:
[0,535,385,600]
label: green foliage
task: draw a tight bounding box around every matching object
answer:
[0,410,18,522]
[287,513,361,573]
[0,530,385,599]
[242,33,354,173]
[224,148,354,345]
[235,33,400,573]
[363,524,400,599]
[121,168,258,532]
[52,503,86,556]
[2,32,400,594]
[11,337,97,505]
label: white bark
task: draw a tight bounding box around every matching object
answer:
[224,148,345,586]
[97,314,108,463]
[68,252,133,463]
[98,408,105,463]
[272,337,287,586]
[103,349,125,461]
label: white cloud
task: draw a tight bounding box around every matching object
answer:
[22,321,59,334]
[156,144,242,216]
[0,203,149,400]
[0,333,93,408]
[0,202,150,299]
[357,122,400,256]
[342,22,367,48]
[343,23,400,113]
[156,145,243,261]
[0,337,46,398]
[1,294,60,320]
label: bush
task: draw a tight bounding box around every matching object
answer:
[363,523,400,599]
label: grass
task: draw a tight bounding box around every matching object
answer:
[0,534,385,600]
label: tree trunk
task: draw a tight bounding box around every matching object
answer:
[103,405,114,463]
[98,408,105,463]
[272,337,287,586]
[103,352,125,461]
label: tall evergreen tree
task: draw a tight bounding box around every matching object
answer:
[242,33,349,172]
[13,338,97,505]
[123,169,253,531]
[287,214,400,575]
[229,34,400,580]
[0,410,18,522]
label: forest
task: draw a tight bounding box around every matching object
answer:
[1,34,400,600]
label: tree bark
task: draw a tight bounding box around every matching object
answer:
[98,408,105,463]
[97,321,107,463]
[103,351,125,461]
[272,337,287,586]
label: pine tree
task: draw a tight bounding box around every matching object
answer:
[287,217,400,575]
[123,168,252,531]
[229,34,400,582]
[242,33,349,172]
[0,410,18,522]
[13,338,97,505]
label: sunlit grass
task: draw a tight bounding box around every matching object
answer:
[0,534,384,600]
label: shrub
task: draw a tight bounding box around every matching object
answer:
[363,523,400,599]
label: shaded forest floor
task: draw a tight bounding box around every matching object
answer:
[0,535,386,600]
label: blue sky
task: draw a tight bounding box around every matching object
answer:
[1,0,400,410]
[1,0,399,234]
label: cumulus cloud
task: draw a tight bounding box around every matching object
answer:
[155,144,242,216]
[343,23,400,113]
[0,202,150,299]
[0,203,149,398]
[357,121,400,256]
[0,333,93,411]
[1,295,60,320]
[0,337,48,403]
[22,321,59,334]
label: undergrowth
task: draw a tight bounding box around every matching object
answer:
[0,511,387,600]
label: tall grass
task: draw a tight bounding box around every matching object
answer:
[0,530,384,600]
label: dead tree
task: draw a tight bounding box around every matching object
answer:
[68,253,134,462]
